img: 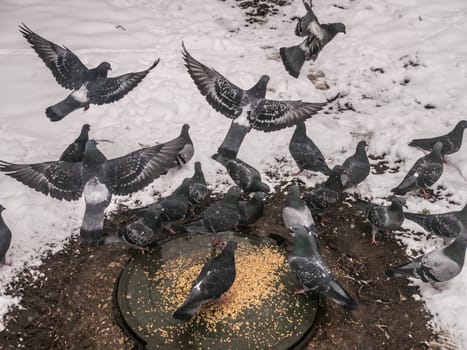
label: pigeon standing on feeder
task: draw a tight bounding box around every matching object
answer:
[59,124,90,162]
[280,0,346,78]
[283,185,315,234]
[238,192,266,225]
[0,205,12,266]
[340,141,370,189]
[19,23,159,121]
[117,211,162,253]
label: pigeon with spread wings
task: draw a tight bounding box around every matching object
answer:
[19,23,159,121]
[0,126,188,242]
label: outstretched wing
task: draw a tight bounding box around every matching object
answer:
[105,129,187,196]
[182,43,245,119]
[19,23,88,90]
[0,160,83,201]
[248,99,326,132]
[87,59,159,105]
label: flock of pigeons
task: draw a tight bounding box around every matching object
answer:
[0,0,467,322]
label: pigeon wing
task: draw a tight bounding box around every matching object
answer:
[87,59,159,105]
[19,23,88,90]
[0,160,83,201]
[248,99,326,132]
[182,44,245,119]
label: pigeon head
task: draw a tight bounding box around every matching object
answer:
[390,196,407,209]
[335,23,346,34]
[226,160,239,174]
[181,124,190,135]
[357,140,367,151]
[85,140,98,151]
[194,161,202,173]
[96,62,112,77]
[79,124,91,139]
[455,120,467,130]
[248,75,270,99]
[226,186,242,199]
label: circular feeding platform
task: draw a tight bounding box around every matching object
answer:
[116,233,320,350]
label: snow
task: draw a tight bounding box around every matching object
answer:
[0,0,466,347]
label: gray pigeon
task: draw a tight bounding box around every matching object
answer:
[0,126,188,242]
[288,121,331,175]
[173,241,237,321]
[182,43,326,160]
[283,185,315,233]
[187,162,210,205]
[409,120,467,156]
[405,204,467,240]
[280,0,346,78]
[19,24,159,121]
[355,197,406,245]
[288,225,357,309]
[174,124,194,166]
[391,142,444,197]
[340,141,370,189]
[386,233,467,283]
[238,192,266,225]
[224,158,270,193]
[117,211,162,253]
[183,186,242,233]
[0,205,12,266]
[59,124,90,162]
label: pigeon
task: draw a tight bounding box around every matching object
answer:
[183,186,242,233]
[19,24,159,121]
[174,124,194,166]
[0,126,188,242]
[391,142,444,197]
[0,205,12,266]
[340,141,370,189]
[288,225,357,309]
[355,196,406,245]
[187,162,210,205]
[409,120,467,156]
[280,0,346,78]
[173,241,237,321]
[238,192,266,225]
[182,43,326,159]
[117,211,162,253]
[59,124,90,162]
[304,165,346,216]
[404,204,467,240]
[386,233,467,283]
[283,185,315,233]
[223,158,270,193]
[288,121,331,175]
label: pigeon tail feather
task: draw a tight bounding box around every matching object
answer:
[80,205,105,242]
[46,95,84,122]
[173,303,199,321]
[280,45,306,78]
[256,182,271,193]
[324,280,358,310]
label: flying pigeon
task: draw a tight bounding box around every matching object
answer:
[280,0,346,78]
[391,142,444,198]
[288,225,357,309]
[283,185,315,234]
[223,158,270,193]
[0,205,12,266]
[409,120,467,156]
[19,23,159,121]
[238,192,266,225]
[183,186,242,233]
[117,211,162,253]
[355,196,406,245]
[288,121,331,175]
[59,124,90,162]
[386,233,467,283]
[340,141,370,189]
[0,126,188,242]
[182,43,326,159]
[405,204,467,240]
[173,241,237,321]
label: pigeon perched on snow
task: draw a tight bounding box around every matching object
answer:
[283,185,315,233]
[59,124,90,162]
[0,205,12,266]
[405,204,467,240]
[0,127,188,242]
[223,158,270,193]
[186,162,210,205]
[288,225,357,309]
[183,186,242,233]
[288,121,331,175]
[174,124,194,166]
[340,141,370,189]
[409,120,467,156]
[182,43,326,159]
[386,233,467,283]
[280,0,346,78]
[238,192,266,225]
[391,142,444,197]
[19,24,159,122]
[173,241,237,321]
[117,211,162,253]
[355,197,406,245]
